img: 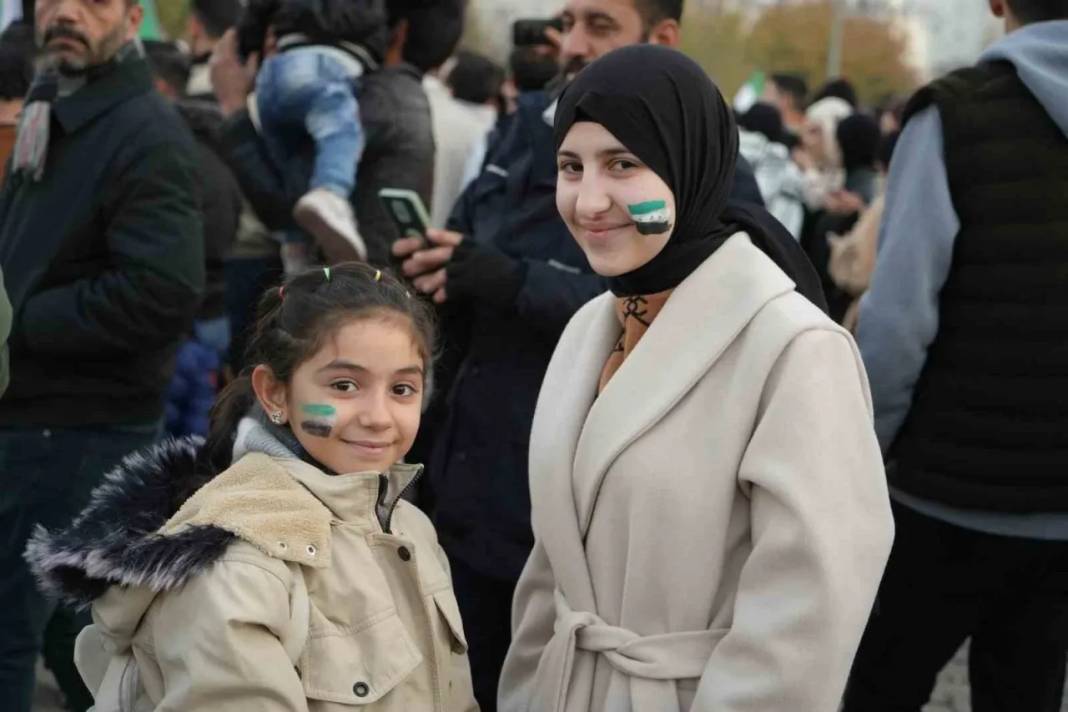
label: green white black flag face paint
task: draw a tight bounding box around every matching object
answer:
[299,403,337,439]
[628,200,673,236]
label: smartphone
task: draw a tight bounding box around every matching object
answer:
[513,17,564,48]
[379,188,432,244]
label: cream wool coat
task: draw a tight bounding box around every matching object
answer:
[76,453,478,712]
[499,233,894,712]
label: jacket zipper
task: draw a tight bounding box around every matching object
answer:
[376,466,424,534]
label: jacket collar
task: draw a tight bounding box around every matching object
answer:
[529,233,794,608]
[282,457,423,525]
[52,55,153,134]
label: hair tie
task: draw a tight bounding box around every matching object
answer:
[323,267,332,282]
[374,269,382,282]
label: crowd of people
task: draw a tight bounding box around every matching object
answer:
[0,0,1065,711]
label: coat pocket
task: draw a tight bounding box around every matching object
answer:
[432,590,469,655]
[301,611,423,705]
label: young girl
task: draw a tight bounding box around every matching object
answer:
[28,264,478,711]
[498,46,894,711]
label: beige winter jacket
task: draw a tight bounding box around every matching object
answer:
[74,452,478,712]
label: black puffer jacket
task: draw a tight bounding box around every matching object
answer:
[238,0,388,62]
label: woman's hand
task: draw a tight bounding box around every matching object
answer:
[393,229,464,304]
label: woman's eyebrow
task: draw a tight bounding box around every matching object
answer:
[557,148,632,159]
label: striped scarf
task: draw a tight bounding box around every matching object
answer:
[12,40,142,182]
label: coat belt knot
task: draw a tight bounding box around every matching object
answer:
[544,589,726,711]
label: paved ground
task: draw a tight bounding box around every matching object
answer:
[925,644,1068,712]
[33,646,1068,711]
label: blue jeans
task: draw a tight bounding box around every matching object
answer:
[0,422,161,712]
[256,48,364,200]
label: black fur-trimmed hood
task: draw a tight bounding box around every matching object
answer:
[25,437,237,610]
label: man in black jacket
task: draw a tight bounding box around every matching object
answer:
[395,2,762,709]
[0,2,203,710]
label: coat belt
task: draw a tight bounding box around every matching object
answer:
[544,589,725,712]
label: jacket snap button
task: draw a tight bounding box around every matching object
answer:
[353,681,369,697]
[398,546,412,562]
[306,544,317,556]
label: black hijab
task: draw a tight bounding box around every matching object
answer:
[553,45,826,310]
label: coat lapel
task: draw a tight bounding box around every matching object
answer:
[572,233,795,537]
[529,290,619,610]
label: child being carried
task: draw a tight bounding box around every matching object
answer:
[239,0,388,264]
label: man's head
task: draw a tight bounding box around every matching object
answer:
[559,0,682,77]
[447,51,505,107]
[35,0,143,75]
[386,0,465,75]
[765,73,808,120]
[143,39,189,100]
[186,0,241,57]
[991,0,1068,28]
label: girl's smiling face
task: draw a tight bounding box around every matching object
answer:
[556,121,676,277]
[253,315,425,474]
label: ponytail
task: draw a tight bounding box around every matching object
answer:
[202,374,255,474]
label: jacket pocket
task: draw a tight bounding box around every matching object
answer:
[433,590,469,655]
[301,611,423,705]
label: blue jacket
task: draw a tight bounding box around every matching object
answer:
[424,89,765,581]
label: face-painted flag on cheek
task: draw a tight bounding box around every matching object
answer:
[628,200,672,236]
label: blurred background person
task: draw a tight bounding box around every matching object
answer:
[828,129,900,332]
[738,101,805,239]
[426,49,503,228]
[0,44,29,175]
[184,0,241,100]
[0,1,204,709]
[762,71,808,146]
[145,39,243,437]
[806,112,882,322]
[796,95,853,211]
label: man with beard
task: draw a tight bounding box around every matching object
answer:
[0,1,202,710]
[394,2,764,710]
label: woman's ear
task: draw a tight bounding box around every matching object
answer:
[251,365,289,424]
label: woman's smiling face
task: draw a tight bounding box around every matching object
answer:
[556,121,676,277]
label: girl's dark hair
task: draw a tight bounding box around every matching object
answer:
[203,263,437,472]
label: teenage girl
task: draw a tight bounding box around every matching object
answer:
[499,46,893,712]
[28,264,478,712]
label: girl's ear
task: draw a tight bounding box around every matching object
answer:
[251,364,289,423]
